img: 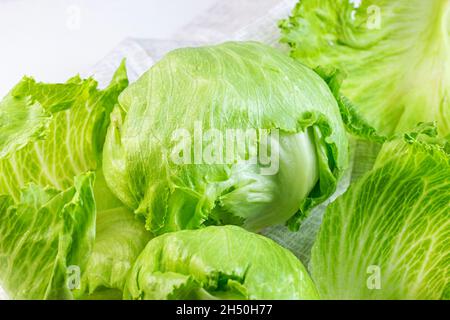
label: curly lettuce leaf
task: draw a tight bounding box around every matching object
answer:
[310,127,450,299]
[314,66,387,143]
[0,62,139,300]
[0,173,96,300]
[0,61,128,200]
[280,0,450,137]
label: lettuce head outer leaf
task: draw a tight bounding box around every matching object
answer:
[103,41,349,234]
[76,206,151,300]
[0,173,96,300]
[310,128,450,299]
[314,66,387,143]
[0,61,129,200]
[0,62,147,300]
[124,225,319,300]
[280,0,450,137]
[77,173,151,299]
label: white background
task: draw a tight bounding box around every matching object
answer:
[0,0,216,96]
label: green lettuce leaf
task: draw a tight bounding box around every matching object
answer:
[280,0,450,136]
[310,127,450,299]
[124,225,319,300]
[0,62,137,300]
[0,173,96,300]
[78,173,151,299]
[0,61,128,200]
[314,66,387,143]
[79,207,150,299]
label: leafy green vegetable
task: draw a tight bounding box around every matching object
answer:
[0,61,128,200]
[0,173,96,300]
[124,225,319,300]
[103,41,349,234]
[77,206,150,299]
[0,62,150,300]
[2,31,445,301]
[280,0,450,137]
[314,66,387,143]
[78,177,151,299]
[310,126,450,299]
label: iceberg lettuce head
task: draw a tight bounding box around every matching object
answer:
[125,225,319,300]
[103,41,349,234]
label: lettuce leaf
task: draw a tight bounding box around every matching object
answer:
[280,0,450,137]
[0,61,128,200]
[0,173,96,300]
[0,62,150,300]
[310,126,450,299]
[78,173,151,299]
